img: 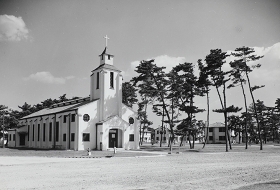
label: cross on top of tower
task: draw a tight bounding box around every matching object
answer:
[104,35,109,47]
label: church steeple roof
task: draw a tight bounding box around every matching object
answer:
[99,35,114,56]
[97,35,115,66]
[99,47,114,57]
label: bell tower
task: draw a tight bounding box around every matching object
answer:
[99,35,114,65]
[90,36,123,121]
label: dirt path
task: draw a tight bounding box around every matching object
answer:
[1,151,280,190]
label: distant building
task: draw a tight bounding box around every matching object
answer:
[141,127,154,143]
[7,40,140,151]
[154,126,180,144]
[206,122,242,144]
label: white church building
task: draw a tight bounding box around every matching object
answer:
[7,39,140,151]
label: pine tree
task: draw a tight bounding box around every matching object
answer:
[198,59,212,148]
[122,82,138,108]
[170,62,205,149]
[132,59,176,153]
[231,46,264,150]
[203,49,239,151]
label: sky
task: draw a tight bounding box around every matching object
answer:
[0,0,280,127]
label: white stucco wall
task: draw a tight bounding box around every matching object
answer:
[77,100,99,150]
[100,54,114,65]
[8,111,79,150]
[56,111,76,150]
[7,130,16,147]
[103,70,120,119]
[91,71,102,101]
[102,117,127,150]
[98,115,139,150]
[90,72,95,101]
[121,104,140,149]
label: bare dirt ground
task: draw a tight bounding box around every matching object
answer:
[1,144,280,190]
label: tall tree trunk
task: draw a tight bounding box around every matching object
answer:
[150,73,174,153]
[139,123,142,146]
[223,83,229,152]
[227,130,232,149]
[160,106,164,147]
[188,133,192,149]
[180,135,185,146]
[214,81,228,151]
[141,101,149,145]
[192,134,195,149]
[169,134,174,154]
[202,90,210,149]
[240,78,249,149]
[239,131,241,144]
[170,97,175,151]
[245,70,262,150]
[168,137,170,147]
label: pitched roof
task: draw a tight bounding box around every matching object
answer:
[92,63,121,72]
[21,98,98,120]
[99,47,114,56]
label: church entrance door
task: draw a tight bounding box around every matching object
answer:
[19,134,25,146]
[109,129,118,148]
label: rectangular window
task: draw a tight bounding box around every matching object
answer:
[32,125,35,141]
[43,123,46,142]
[38,124,40,141]
[156,137,159,140]
[71,133,75,141]
[28,125,30,141]
[219,127,225,132]
[209,128,213,132]
[13,134,15,141]
[157,131,159,134]
[163,137,166,141]
[63,134,66,142]
[63,115,67,123]
[49,123,52,141]
[9,134,11,141]
[129,134,134,141]
[219,136,226,140]
[96,72,99,89]
[209,136,213,140]
[56,122,59,142]
[71,114,75,122]
[82,133,90,141]
[110,72,114,88]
